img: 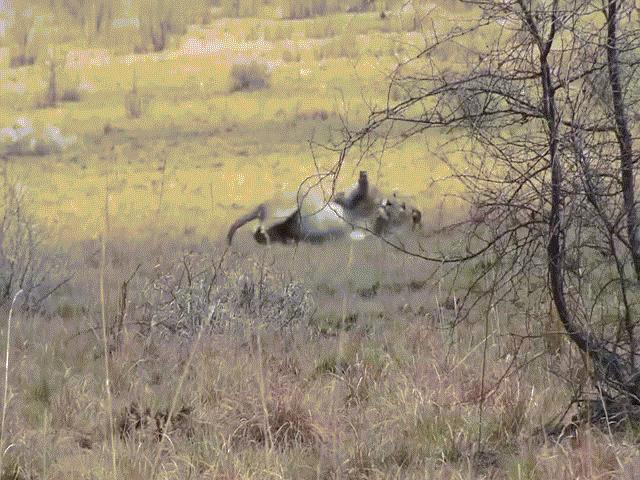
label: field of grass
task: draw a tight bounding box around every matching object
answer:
[0,5,468,245]
[2,236,640,479]
[1,3,639,479]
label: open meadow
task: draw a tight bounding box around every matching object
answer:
[0,5,462,243]
[0,0,640,478]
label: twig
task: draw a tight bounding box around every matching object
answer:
[32,275,74,308]
[114,263,141,350]
[150,326,204,479]
[0,290,22,479]
[476,298,492,451]
[100,183,117,480]
[155,154,168,221]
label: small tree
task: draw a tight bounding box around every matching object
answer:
[221,0,262,17]
[0,166,61,310]
[49,0,114,42]
[7,1,37,67]
[124,73,147,118]
[338,0,640,418]
[45,55,57,107]
[134,0,208,52]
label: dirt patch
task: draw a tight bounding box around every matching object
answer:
[179,35,274,57]
[65,48,112,69]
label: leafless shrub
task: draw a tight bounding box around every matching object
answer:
[34,57,81,107]
[0,173,64,311]
[229,61,271,92]
[7,4,39,68]
[124,75,149,119]
[334,0,640,435]
[135,0,206,52]
[281,48,301,63]
[59,75,82,103]
[295,109,330,121]
[60,87,81,103]
[139,251,315,336]
[313,30,359,60]
[9,54,35,69]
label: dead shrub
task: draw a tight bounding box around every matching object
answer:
[59,79,82,103]
[9,55,35,68]
[139,251,315,336]
[231,394,320,450]
[124,75,150,119]
[229,61,271,92]
[118,402,194,442]
[0,177,62,310]
[281,49,302,63]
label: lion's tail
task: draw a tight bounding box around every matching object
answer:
[226,204,265,244]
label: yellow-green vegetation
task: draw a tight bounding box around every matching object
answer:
[0,5,467,243]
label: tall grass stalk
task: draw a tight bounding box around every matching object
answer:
[477,299,492,451]
[598,386,624,470]
[340,241,354,327]
[42,409,48,478]
[151,325,204,479]
[330,241,355,473]
[100,187,118,480]
[256,333,274,455]
[493,305,502,358]
[155,154,168,221]
[0,290,22,479]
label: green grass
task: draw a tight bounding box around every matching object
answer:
[0,12,464,244]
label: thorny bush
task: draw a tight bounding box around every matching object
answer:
[0,174,63,311]
[139,251,315,336]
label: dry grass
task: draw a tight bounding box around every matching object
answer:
[0,234,638,479]
[1,5,638,478]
